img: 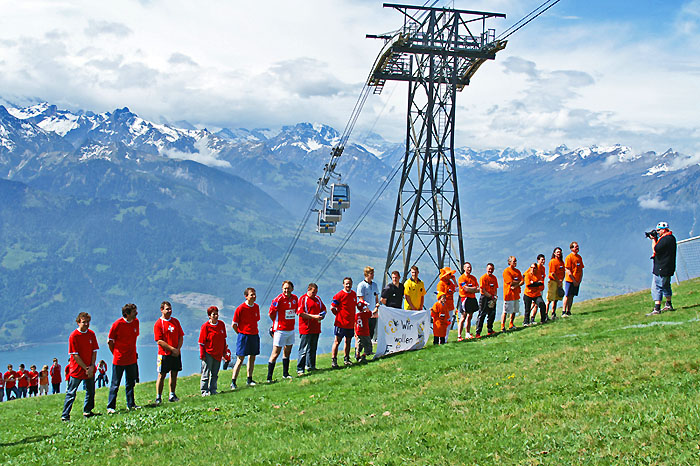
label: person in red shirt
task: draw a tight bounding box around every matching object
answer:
[154,301,184,404]
[0,370,4,402]
[546,247,565,319]
[231,287,261,389]
[296,283,326,375]
[50,358,62,394]
[475,263,499,338]
[563,242,584,316]
[431,292,451,345]
[266,281,298,383]
[501,256,523,331]
[16,364,29,398]
[4,364,18,400]
[330,277,363,368]
[61,312,99,421]
[96,360,108,388]
[106,303,140,413]
[354,296,372,362]
[199,305,228,396]
[27,365,39,397]
[457,262,480,341]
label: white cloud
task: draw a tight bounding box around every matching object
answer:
[161,137,231,169]
[638,194,671,210]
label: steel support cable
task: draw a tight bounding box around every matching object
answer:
[497,0,563,41]
[313,158,404,283]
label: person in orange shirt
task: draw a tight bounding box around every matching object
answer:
[546,247,565,319]
[528,254,548,324]
[563,242,584,316]
[430,292,450,345]
[437,267,457,336]
[475,263,499,338]
[457,262,480,341]
[501,256,523,331]
[523,262,546,326]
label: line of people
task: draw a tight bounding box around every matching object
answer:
[57,244,583,421]
[2,358,64,402]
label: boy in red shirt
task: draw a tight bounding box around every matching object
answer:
[330,277,362,368]
[107,303,140,413]
[296,283,326,375]
[154,301,184,404]
[457,262,480,341]
[354,297,372,362]
[61,312,99,421]
[267,281,298,383]
[199,305,227,396]
[231,287,261,389]
[28,365,39,397]
[4,364,17,400]
[50,358,62,394]
[16,364,29,398]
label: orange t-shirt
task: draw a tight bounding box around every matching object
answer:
[479,273,499,298]
[565,253,584,283]
[430,301,451,338]
[437,278,456,311]
[523,268,544,298]
[502,266,523,301]
[548,257,565,281]
[458,273,479,299]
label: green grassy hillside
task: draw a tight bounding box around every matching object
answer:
[2,278,699,465]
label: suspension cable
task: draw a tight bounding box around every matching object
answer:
[497,0,563,41]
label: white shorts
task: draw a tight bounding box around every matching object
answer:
[503,300,520,315]
[273,329,295,347]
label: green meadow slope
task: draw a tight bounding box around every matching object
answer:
[2,278,699,465]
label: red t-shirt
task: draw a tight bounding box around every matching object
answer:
[4,370,16,389]
[331,289,360,329]
[233,302,260,335]
[49,364,62,384]
[68,328,100,379]
[297,294,326,335]
[28,370,39,387]
[17,370,29,388]
[154,317,184,356]
[269,293,298,332]
[108,317,140,366]
[355,307,372,337]
[199,320,227,361]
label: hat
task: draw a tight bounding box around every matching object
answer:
[439,267,457,279]
[656,221,669,230]
[436,291,447,300]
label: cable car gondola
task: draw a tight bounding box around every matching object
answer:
[321,198,343,222]
[329,183,350,210]
[317,211,336,234]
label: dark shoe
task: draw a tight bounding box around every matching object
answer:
[247,380,257,387]
[344,358,353,366]
[646,309,662,316]
[231,381,237,390]
[662,304,675,312]
[83,411,100,418]
[331,361,339,369]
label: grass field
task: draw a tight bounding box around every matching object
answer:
[2,278,699,465]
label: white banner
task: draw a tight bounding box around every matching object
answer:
[374,305,430,359]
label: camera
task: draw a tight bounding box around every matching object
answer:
[645,229,658,240]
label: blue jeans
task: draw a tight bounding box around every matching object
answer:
[18,387,28,398]
[651,274,672,301]
[107,363,138,409]
[297,334,319,372]
[5,387,18,400]
[62,377,95,420]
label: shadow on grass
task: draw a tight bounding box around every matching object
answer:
[0,434,55,447]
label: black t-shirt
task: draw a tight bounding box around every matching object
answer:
[381,283,404,309]
[653,233,676,277]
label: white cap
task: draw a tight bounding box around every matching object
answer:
[656,221,669,230]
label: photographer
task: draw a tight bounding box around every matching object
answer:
[646,221,676,316]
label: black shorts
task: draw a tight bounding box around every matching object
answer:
[157,353,182,374]
[461,297,479,314]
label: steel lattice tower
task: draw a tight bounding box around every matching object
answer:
[368,3,506,286]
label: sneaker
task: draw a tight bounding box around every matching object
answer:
[61,417,70,422]
[331,361,339,369]
[465,333,473,339]
[457,337,464,342]
[662,304,675,312]
[344,358,353,366]
[168,394,180,402]
[508,323,515,330]
[297,370,305,376]
[230,381,237,390]
[247,380,257,387]
[128,405,141,410]
[646,309,662,316]
[487,331,496,336]
[283,374,293,380]
[202,392,210,397]
[83,411,100,418]
[266,378,275,384]
[360,354,367,363]
[523,322,530,327]
[106,408,116,415]
[475,333,481,339]
[155,396,162,405]
[551,313,557,320]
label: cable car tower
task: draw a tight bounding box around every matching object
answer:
[367,3,506,285]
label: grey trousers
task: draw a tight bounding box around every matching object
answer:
[200,353,221,394]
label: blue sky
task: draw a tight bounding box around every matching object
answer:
[0,0,698,154]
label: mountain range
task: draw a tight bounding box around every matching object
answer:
[1,101,698,347]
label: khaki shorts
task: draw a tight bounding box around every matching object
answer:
[547,280,563,302]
